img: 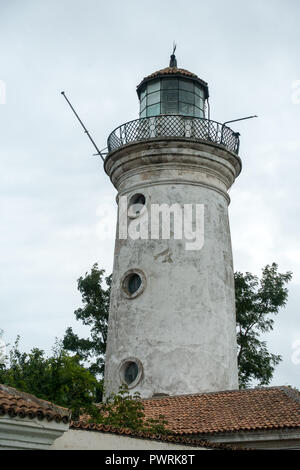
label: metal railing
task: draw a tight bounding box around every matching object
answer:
[107,115,240,155]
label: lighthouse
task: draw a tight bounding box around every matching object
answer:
[103,52,241,398]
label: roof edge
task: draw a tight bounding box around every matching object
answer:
[136,67,209,97]
[70,421,239,450]
[141,385,298,402]
[0,383,71,424]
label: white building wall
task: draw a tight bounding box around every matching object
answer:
[0,414,69,450]
[51,428,208,450]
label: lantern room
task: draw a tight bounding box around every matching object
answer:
[136,52,209,119]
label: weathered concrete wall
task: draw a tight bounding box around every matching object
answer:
[104,138,241,398]
[0,414,69,450]
[51,429,208,450]
[200,429,300,449]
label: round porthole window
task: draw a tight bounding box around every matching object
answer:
[121,269,146,299]
[119,358,143,388]
[124,362,138,385]
[127,273,141,294]
[128,193,146,218]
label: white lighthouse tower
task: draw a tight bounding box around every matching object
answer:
[103,52,241,398]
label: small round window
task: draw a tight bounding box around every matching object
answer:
[121,269,146,299]
[128,193,146,218]
[127,273,141,294]
[119,358,143,388]
[124,362,138,385]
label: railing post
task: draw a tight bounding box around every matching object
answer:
[156,115,162,137]
[220,123,225,146]
[155,115,159,137]
[124,123,128,145]
[232,132,240,155]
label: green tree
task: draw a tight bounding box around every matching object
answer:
[0,339,169,433]
[235,263,292,388]
[92,384,169,434]
[63,263,111,383]
[64,262,292,391]
[0,337,100,420]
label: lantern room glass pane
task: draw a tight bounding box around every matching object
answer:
[179,102,194,116]
[147,91,160,106]
[161,78,178,89]
[147,103,160,116]
[140,95,146,110]
[195,84,201,96]
[195,84,205,98]
[179,79,194,92]
[147,79,160,93]
[195,95,201,107]
[140,87,146,100]
[140,108,146,117]
[162,89,178,103]
[179,90,194,105]
[194,107,203,117]
[161,101,178,114]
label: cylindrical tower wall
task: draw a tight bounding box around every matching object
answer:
[104,139,241,398]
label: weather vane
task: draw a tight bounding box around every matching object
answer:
[173,41,177,55]
[170,41,177,67]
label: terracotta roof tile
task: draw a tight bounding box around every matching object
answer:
[145,66,202,80]
[137,66,208,92]
[141,387,300,435]
[0,384,71,424]
[70,421,238,450]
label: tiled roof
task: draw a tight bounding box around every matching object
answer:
[141,387,300,436]
[145,66,204,81]
[137,66,208,92]
[0,384,71,424]
[70,421,237,450]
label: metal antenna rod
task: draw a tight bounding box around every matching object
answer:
[223,115,258,126]
[61,91,105,162]
[220,115,257,154]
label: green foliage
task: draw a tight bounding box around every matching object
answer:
[0,340,169,433]
[0,261,292,433]
[0,337,100,420]
[235,263,292,388]
[91,384,169,434]
[63,263,111,384]
[64,261,292,393]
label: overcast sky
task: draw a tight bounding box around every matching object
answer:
[1,0,299,388]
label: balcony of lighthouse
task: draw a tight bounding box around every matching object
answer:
[106,115,240,157]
